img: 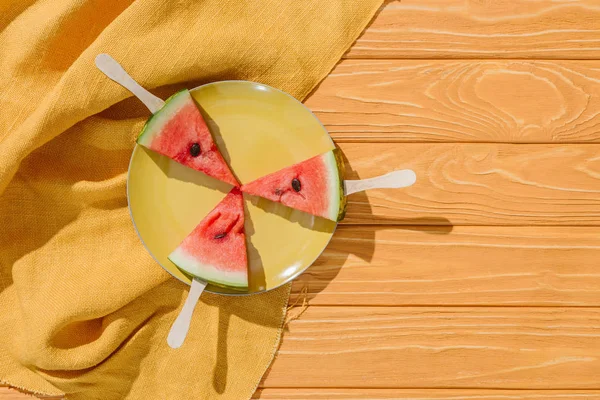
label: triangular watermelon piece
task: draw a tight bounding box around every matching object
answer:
[168,188,248,290]
[137,89,239,186]
[241,149,346,221]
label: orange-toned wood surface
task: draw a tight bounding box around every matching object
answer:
[253,390,600,399]
[5,1,600,399]
[263,307,600,388]
[340,143,600,225]
[308,61,600,143]
[344,0,600,59]
[259,1,600,398]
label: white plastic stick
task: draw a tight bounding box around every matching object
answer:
[96,53,208,349]
[94,53,165,113]
[344,169,416,196]
[167,278,207,349]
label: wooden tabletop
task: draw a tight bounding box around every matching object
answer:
[5,1,600,399]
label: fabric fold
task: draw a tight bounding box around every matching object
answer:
[0,0,383,398]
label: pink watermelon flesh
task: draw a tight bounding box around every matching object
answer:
[168,188,248,290]
[137,90,238,186]
[241,150,343,221]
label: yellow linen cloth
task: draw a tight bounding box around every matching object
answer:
[0,0,382,399]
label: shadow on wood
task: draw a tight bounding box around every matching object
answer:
[288,147,453,307]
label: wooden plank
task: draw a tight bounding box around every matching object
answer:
[346,0,600,59]
[262,307,600,388]
[337,143,600,225]
[0,388,30,400]
[307,60,600,143]
[254,388,600,399]
[0,387,60,399]
[290,226,600,306]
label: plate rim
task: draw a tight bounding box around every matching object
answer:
[126,79,338,296]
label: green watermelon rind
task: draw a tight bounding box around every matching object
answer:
[330,147,347,221]
[137,89,190,147]
[168,248,248,290]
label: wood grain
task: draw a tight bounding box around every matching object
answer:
[290,226,600,306]
[338,143,600,225]
[307,60,600,143]
[347,0,600,59]
[262,307,600,389]
[254,389,600,399]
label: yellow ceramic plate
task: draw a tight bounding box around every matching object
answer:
[127,81,337,295]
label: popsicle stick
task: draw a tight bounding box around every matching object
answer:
[95,53,210,348]
[167,278,207,349]
[94,53,165,113]
[344,169,416,196]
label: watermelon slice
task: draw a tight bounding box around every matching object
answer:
[168,188,248,290]
[241,149,346,221]
[137,89,238,186]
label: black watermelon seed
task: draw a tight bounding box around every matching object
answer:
[291,178,301,192]
[190,143,201,157]
[214,233,227,239]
